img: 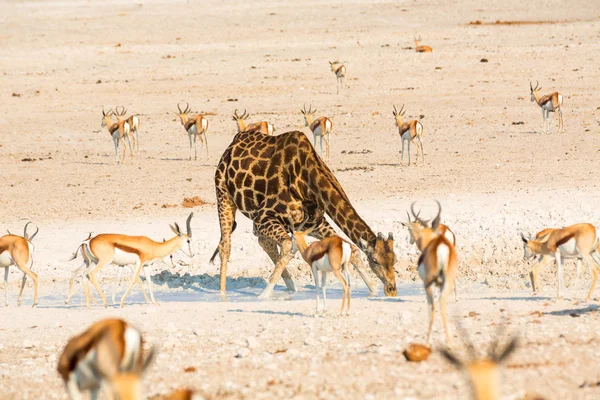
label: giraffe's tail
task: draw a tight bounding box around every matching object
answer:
[209,221,237,264]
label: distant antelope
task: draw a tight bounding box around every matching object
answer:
[69,213,194,308]
[301,103,332,162]
[416,201,457,345]
[57,318,156,400]
[116,106,141,154]
[440,333,519,400]
[521,223,600,300]
[0,222,39,307]
[530,81,564,133]
[232,109,274,135]
[176,101,209,160]
[402,201,457,300]
[329,61,346,94]
[289,214,353,316]
[393,104,424,166]
[101,107,132,164]
[414,35,433,53]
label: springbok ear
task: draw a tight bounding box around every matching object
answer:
[140,346,158,375]
[494,338,518,364]
[520,233,528,243]
[169,224,179,235]
[439,348,463,368]
[174,222,182,235]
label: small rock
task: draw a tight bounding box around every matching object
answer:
[236,348,251,358]
[22,340,34,349]
[480,58,488,63]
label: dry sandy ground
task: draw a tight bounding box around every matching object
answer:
[1,0,600,398]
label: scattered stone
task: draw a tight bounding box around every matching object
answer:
[403,343,431,362]
[236,348,251,358]
[480,58,488,62]
[182,196,209,208]
[22,340,34,349]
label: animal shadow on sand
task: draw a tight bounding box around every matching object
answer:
[150,270,266,295]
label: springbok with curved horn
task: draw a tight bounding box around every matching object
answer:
[440,329,519,400]
[176,101,209,160]
[101,107,132,164]
[401,201,457,300]
[0,222,40,307]
[289,213,354,316]
[415,201,458,345]
[116,106,141,154]
[393,104,424,166]
[64,233,155,308]
[414,35,433,53]
[70,213,194,308]
[329,61,346,94]
[58,318,157,400]
[232,109,274,135]
[301,104,333,162]
[530,81,564,134]
[521,223,600,300]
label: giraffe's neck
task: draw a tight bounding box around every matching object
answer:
[307,169,377,247]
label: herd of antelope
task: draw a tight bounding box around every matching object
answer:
[6,38,571,400]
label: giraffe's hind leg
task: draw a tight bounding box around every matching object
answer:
[255,220,295,299]
[257,235,296,292]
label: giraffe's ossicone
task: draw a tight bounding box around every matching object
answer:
[210,129,397,297]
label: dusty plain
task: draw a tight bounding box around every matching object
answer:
[1,0,600,398]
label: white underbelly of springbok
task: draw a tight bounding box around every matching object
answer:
[557,239,578,257]
[312,254,332,272]
[188,124,198,135]
[111,248,141,266]
[0,251,14,267]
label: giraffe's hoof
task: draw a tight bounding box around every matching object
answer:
[32,303,37,308]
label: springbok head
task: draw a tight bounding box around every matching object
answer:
[232,109,250,132]
[440,328,519,400]
[101,107,114,127]
[392,104,407,127]
[176,101,192,125]
[414,34,423,45]
[329,61,341,71]
[169,213,194,258]
[401,201,441,246]
[530,81,541,102]
[300,103,317,126]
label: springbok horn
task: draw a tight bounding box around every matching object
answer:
[177,102,184,113]
[186,212,194,238]
[393,104,398,115]
[431,200,442,229]
[28,225,39,242]
[23,222,32,240]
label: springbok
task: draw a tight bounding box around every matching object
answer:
[416,201,458,345]
[393,104,424,166]
[401,201,457,300]
[0,222,39,307]
[101,107,132,164]
[176,101,209,160]
[232,109,274,135]
[301,103,332,162]
[57,318,156,400]
[116,106,141,154]
[414,35,433,53]
[69,213,194,308]
[64,234,169,307]
[329,61,346,94]
[521,223,600,300]
[530,81,563,133]
[289,214,353,316]
[440,332,519,400]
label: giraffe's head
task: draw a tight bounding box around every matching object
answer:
[392,104,406,128]
[361,232,397,296]
[440,333,518,400]
[530,81,541,102]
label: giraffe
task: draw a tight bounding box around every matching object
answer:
[210,128,398,298]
